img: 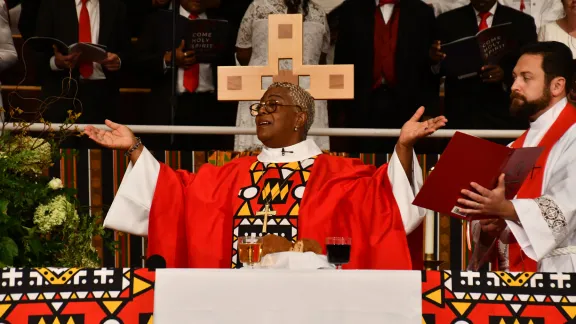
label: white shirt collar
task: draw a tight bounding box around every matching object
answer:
[76,0,98,6]
[180,6,207,19]
[473,2,497,18]
[257,139,323,163]
[375,0,393,5]
[524,97,567,146]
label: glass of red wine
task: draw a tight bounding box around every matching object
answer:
[326,237,352,269]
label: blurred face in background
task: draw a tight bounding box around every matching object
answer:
[563,0,576,14]
[181,0,205,14]
[469,0,497,13]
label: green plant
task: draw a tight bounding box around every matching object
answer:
[0,107,112,267]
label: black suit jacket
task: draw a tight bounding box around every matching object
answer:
[436,4,537,130]
[35,0,131,93]
[131,9,236,124]
[334,0,439,121]
[133,9,235,89]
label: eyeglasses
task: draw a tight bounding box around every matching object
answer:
[250,100,303,116]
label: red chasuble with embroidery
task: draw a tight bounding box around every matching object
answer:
[147,154,412,269]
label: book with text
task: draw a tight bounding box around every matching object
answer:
[157,10,230,64]
[441,22,514,80]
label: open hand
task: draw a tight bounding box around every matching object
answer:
[84,120,136,150]
[398,107,447,147]
[457,174,519,221]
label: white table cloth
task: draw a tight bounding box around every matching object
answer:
[154,269,422,324]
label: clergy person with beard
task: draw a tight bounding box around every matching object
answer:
[84,82,448,270]
[461,42,576,272]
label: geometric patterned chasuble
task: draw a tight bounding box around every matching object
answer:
[231,156,317,268]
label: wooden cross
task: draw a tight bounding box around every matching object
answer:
[256,203,277,233]
[217,14,354,101]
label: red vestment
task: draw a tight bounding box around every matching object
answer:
[478,103,576,271]
[147,154,413,270]
[506,103,576,271]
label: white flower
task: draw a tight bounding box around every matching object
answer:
[48,178,64,190]
[7,136,52,174]
[33,195,79,233]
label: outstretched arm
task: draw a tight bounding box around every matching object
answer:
[84,121,194,236]
[396,107,447,183]
[383,107,447,234]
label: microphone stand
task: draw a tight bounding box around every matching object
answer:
[170,0,181,146]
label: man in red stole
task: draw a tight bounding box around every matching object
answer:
[461,42,576,272]
[85,82,447,270]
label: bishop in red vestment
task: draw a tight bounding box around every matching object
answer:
[85,82,447,270]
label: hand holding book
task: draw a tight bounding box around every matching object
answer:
[479,64,504,83]
[53,45,81,69]
[164,40,197,69]
[99,52,121,71]
[457,173,520,221]
[412,132,543,220]
[429,40,446,64]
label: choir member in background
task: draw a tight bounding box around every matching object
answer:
[0,0,17,123]
[331,0,439,154]
[430,0,537,136]
[234,0,331,152]
[34,0,130,130]
[537,0,576,102]
[132,0,236,150]
[429,0,564,31]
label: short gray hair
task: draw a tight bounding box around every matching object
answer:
[268,82,315,131]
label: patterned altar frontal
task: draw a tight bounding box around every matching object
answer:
[2,268,576,323]
[423,271,576,323]
[0,267,155,324]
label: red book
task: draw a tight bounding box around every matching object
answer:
[412,132,543,220]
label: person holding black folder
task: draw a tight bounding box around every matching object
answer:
[331,0,439,153]
[459,42,576,273]
[34,0,130,127]
[430,0,537,133]
[132,0,236,150]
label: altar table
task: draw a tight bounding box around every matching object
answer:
[1,268,575,324]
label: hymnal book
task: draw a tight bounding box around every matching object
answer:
[157,10,230,64]
[27,36,108,62]
[412,131,543,220]
[441,22,513,80]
